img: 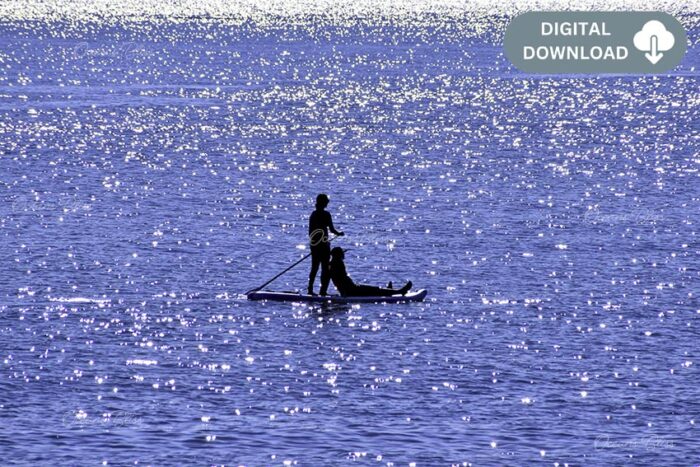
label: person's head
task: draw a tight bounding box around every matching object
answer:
[331,246,345,261]
[315,193,329,210]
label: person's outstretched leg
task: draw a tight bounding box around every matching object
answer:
[349,281,412,297]
[352,285,390,296]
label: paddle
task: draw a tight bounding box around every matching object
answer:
[245,234,340,295]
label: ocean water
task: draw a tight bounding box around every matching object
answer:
[1,6,699,465]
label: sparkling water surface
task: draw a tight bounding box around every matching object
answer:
[1,6,699,465]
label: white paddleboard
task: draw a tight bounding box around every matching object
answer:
[247,289,428,304]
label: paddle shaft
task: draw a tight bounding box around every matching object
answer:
[246,235,338,294]
[246,253,311,294]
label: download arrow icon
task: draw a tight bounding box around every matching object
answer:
[645,35,663,64]
[634,21,675,65]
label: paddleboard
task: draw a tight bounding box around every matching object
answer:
[247,289,428,304]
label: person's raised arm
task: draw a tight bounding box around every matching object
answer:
[328,213,344,236]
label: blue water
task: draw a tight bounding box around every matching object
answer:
[1,10,699,465]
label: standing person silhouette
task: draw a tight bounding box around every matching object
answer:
[308,194,344,296]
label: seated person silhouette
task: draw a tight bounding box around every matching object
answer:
[329,247,412,297]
